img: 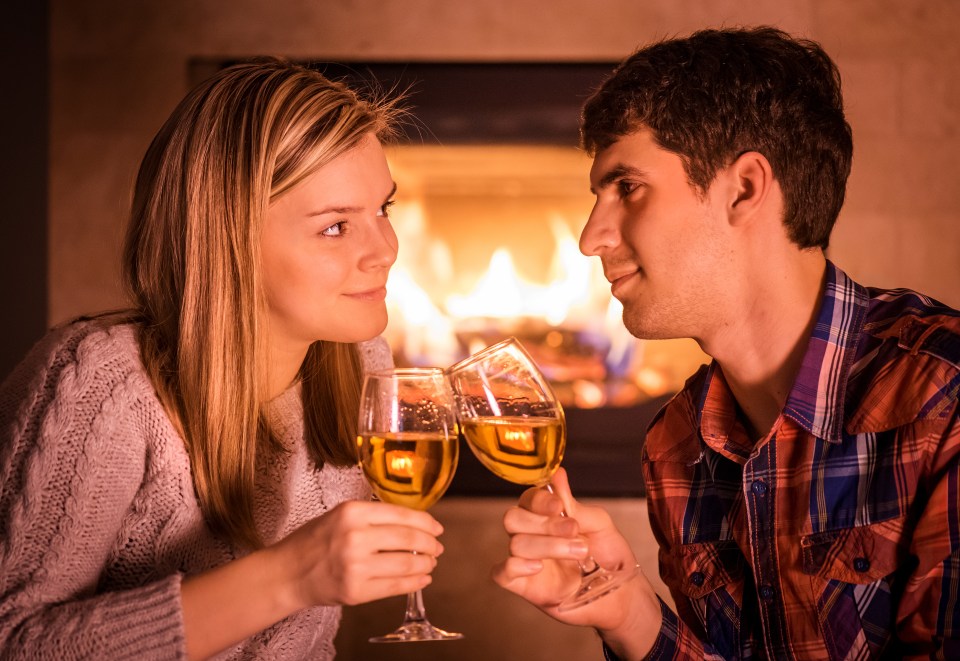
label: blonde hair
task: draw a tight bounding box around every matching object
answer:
[122,58,400,549]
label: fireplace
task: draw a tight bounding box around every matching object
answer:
[192,60,709,496]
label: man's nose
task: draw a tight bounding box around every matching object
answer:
[579,201,621,257]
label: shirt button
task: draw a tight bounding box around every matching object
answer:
[759,584,775,601]
[690,571,705,587]
[751,480,769,496]
[853,557,870,573]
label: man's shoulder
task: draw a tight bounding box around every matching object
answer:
[846,288,960,433]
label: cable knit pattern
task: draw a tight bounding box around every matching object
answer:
[0,321,389,660]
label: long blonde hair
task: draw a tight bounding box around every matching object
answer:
[122,58,400,549]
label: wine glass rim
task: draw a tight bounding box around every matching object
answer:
[367,367,445,378]
[445,336,531,374]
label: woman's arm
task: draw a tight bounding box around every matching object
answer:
[180,500,443,660]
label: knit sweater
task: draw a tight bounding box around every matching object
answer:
[0,320,391,660]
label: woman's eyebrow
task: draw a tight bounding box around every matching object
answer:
[308,183,397,216]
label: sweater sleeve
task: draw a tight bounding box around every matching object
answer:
[0,326,187,659]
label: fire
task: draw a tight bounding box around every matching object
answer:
[386,211,619,357]
[500,428,536,453]
[386,450,417,479]
[381,171,708,407]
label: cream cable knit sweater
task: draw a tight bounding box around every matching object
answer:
[0,321,391,660]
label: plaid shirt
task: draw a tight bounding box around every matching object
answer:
[613,263,960,660]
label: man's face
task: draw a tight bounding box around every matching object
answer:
[580,129,730,342]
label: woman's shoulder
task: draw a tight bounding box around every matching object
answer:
[357,336,394,372]
[1,316,151,428]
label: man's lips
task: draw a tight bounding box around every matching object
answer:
[607,269,639,297]
[344,286,387,301]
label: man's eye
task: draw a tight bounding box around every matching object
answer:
[321,221,346,237]
[377,199,396,218]
[618,180,639,197]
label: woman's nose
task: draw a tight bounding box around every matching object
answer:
[361,219,399,270]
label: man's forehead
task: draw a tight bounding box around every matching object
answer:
[589,129,665,181]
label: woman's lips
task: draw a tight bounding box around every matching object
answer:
[344,286,387,301]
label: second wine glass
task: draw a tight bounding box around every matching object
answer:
[357,367,463,642]
[446,337,637,611]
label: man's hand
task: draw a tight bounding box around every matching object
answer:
[492,468,664,659]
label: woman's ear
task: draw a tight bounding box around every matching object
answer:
[727,151,775,225]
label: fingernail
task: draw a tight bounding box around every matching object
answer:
[569,540,589,556]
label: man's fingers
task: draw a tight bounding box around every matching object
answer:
[492,557,545,586]
[509,532,589,562]
[503,505,579,538]
[547,467,579,515]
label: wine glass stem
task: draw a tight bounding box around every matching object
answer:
[544,483,600,575]
[402,589,429,624]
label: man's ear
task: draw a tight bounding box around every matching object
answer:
[727,151,775,225]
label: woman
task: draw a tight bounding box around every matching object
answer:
[0,58,444,660]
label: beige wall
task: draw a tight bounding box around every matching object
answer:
[51,0,960,325]
[48,2,960,659]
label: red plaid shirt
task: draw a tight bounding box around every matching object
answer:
[615,263,960,660]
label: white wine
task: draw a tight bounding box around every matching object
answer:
[460,416,565,486]
[357,432,459,510]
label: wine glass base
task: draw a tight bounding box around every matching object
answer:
[369,621,464,643]
[556,563,640,612]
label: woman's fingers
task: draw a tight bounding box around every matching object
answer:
[343,523,444,557]
[338,570,435,606]
[337,499,443,535]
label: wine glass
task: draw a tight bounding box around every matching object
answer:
[356,367,463,642]
[446,337,637,611]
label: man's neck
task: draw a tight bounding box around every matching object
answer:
[704,252,827,440]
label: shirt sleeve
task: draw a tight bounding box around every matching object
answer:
[894,404,960,658]
[0,330,188,659]
[601,598,734,661]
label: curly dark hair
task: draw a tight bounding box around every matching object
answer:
[581,27,853,249]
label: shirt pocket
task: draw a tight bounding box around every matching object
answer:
[801,516,908,659]
[660,540,745,650]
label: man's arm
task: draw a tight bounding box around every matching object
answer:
[895,407,960,657]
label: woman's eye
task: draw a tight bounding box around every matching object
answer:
[321,221,346,237]
[377,199,396,218]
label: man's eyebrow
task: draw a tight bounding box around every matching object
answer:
[594,164,647,192]
[307,182,398,216]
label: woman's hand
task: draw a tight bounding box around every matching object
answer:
[271,499,445,610]
[491,468,663,659]
[181,499,443,660]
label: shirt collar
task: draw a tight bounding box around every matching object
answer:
[782,261,869,442]
[696,261,870,449]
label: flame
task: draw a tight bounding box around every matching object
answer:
[500,428,535,452]
[386,450,417,479]
[444,217,606,325]
[381,200,685,403]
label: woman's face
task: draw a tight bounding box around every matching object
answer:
[261,133,398,358]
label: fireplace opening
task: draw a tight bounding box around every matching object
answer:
[191,60,709,496]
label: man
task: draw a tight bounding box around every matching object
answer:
[493,27,960,659]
